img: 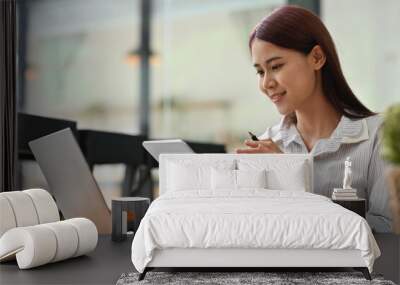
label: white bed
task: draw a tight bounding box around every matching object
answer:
[131,154,380,280]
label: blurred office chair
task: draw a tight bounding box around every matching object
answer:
[18,113,78,161]
[78,130,149,198]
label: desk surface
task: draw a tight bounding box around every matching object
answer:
[0,235,134,285]
[1,234,398,285]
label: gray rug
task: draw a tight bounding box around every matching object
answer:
[116,271,396,285]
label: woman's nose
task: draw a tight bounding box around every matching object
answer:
[262,74,276,90]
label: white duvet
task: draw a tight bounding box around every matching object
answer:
[131,190,380,273]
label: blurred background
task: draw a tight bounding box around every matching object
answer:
[17,0,400,205]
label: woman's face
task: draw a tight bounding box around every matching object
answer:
[251,38,322,115]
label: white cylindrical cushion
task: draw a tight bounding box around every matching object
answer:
[23,189,60,224]
[64,218,98,257]
[42,221,78,262]
[1,192,39,227]
[0,218,97,269]
[0,196,17,237]
[0,226,57,269]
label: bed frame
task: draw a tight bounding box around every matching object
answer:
[139,248,371,280]
[138,154,372,281]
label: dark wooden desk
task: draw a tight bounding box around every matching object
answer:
[373,233,400,284]
[0,235,134,285]
[1,234,397,284]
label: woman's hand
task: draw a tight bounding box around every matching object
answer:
[236,139,283,154]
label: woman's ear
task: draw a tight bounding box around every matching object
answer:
[309,45,326,70]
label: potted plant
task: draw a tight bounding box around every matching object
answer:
[382,103,400,233]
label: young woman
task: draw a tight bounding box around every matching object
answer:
[236,5,392,233]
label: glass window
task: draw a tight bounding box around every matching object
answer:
[152,0,286,151]
[23,0,140,133]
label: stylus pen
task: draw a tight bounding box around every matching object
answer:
[248,131,259,141]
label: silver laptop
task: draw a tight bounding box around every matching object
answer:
[29,128,112,234]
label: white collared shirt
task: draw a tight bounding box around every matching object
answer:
[260,114,392,233]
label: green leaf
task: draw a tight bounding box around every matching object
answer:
[382,103,400,165]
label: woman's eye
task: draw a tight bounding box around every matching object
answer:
[271,64,283,71]
[256,70,264,76]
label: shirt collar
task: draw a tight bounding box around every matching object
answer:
[332,116,369,143]
[272,115,370,154]
[271,116,302,148]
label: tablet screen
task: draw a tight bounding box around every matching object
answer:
[142,139,194,162]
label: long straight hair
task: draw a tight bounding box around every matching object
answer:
[249,5,375,119]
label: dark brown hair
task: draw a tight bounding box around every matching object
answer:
[249,5,375,119]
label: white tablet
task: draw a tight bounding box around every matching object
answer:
[142,139,194,162]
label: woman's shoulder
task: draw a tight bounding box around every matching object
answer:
[342,114,383,146]
[258,114,384,142]
[364,114,384,136]
[364,113,383,124]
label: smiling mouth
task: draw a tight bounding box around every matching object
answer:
[270,91,286,103]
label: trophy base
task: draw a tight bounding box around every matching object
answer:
[332,188,358,200]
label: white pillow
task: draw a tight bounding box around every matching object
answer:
[238,159,309,191]
[211,169,267,190]
[236,169,267,189]
[167,162,210,191]
[166,159,235,191]
[211,168,236,190]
